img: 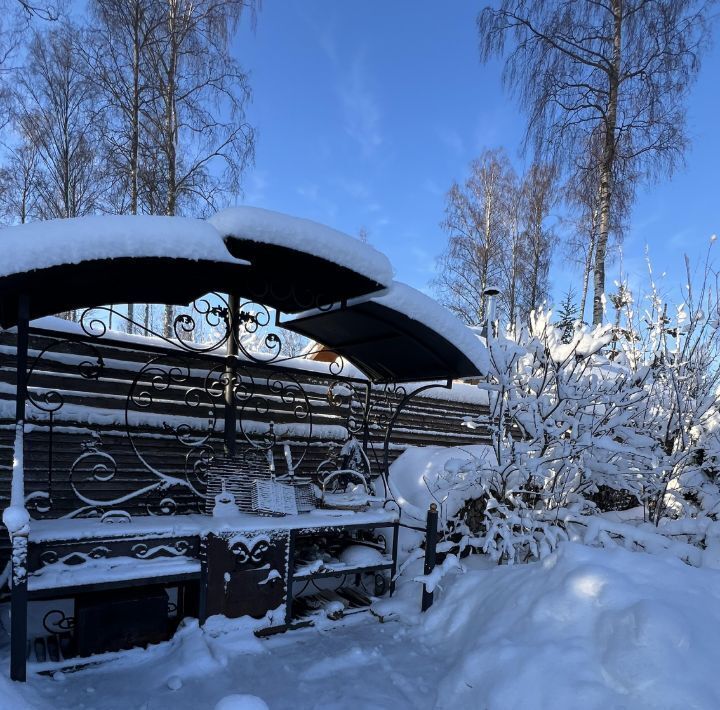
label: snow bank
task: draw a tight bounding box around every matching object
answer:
[421,542,720,710]
[389,444,496,522]
[0,215,246,278]
[209,206,394,287]
[0,676,45,709]
[371,282,490,375]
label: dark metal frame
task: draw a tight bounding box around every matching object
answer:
[10,293,30,682]
[7,289,454,681]
[284,520,399,626]
[19,300,452,521]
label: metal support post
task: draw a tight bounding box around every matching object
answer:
[421,503,439,612]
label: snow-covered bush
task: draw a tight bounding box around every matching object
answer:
[426,251,720,565]
[446,311,653,562]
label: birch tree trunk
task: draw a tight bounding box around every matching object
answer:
[594,0,621,325]
[163,0,179,337]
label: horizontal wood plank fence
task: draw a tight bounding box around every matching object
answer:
[0,326,491,591]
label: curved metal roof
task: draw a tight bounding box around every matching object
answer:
[0,213,485,385]
[0,212,391,326]
[211,206,393,313]
[282,282,489,383]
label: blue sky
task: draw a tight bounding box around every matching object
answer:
[234,1,720,312]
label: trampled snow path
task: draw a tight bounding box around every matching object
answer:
[1,615,445,710]
[4,542,720,709]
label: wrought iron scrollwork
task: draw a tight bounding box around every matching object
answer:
[43,610,75,635]
[27,339,105,414]
[229,536,270,567]
[369,383,408,434]
[66,437,121,517]
[25,339,107,517]
[233,301,282,364]
[326,380,368,437]
[130,540,191,559]
[123,355,222,509]
[39,546,112,567]
[79,295,232,354]
[20,287,433,520]
[234,369,314,468]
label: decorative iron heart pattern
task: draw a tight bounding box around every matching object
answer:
[223,530,289,571]
[229,538,270,566]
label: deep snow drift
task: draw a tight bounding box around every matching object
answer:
[422,543,720,710]
[2,542,720,709]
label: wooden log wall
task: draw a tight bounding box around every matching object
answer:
[0,326,491,586]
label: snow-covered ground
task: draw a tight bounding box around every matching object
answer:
[3,542,720,709]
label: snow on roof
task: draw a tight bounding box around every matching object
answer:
[0,215,246,279]
[370,281,490,375]
[208,206,394,288]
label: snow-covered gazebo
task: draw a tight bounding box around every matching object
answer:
[0,207,487,681]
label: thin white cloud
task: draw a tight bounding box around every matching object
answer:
[296,183,320,201]
[423,178,444,196]
[339,54,382,156]
[294,182,338,222]
[299,3,339,64]
[243,170,269,205]
[410,245,437,276]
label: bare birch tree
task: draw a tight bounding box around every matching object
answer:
[143,0,256,334]
[146,0,255,217]
[564,139,632,323]
[435,152,556,328]
[434,149,515,326]
[500,168,524,327]
[479,0,715,325]
[0,0,59,129]
[83,0,163,216]
[81,0,165,330]
[518,162,556,319]
[14,23,107,220]
[0,140,40,223]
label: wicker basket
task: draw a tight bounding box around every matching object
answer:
[205,448,273,515]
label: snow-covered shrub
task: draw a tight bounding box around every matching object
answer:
[436,251,720,565]
[449,310,658,562]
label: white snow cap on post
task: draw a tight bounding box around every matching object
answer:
[0,214,247,278]
[209,206,394,287]
[2,422,29,535]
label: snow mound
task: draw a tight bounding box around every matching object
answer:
[0,215,244,278]
[339,544,387,566]
[0,677,45,709]
[209,206,394,287]
[214,694,269,710]
[389,444,496,521]
[420,542,720,710]
[166,675,183,691]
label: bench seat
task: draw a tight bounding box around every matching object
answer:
[26,509,398,599]
[28,555,200,594]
